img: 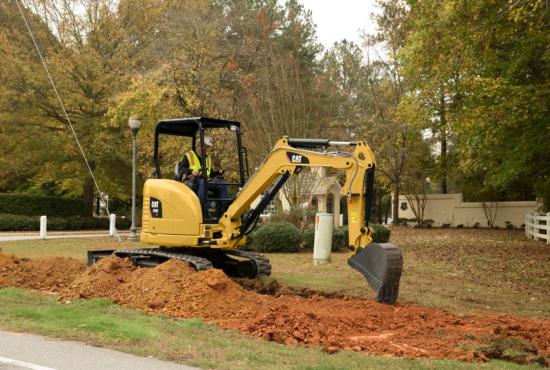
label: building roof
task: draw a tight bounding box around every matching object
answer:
[312,176,342,195]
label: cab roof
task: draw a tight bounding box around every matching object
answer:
[155,117,241,137]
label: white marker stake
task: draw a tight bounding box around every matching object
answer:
[109,214,116,236]
[39,216,47,239]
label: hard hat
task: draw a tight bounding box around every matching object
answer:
[204,135,213,147]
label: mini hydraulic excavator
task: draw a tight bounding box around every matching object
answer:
[88,117,403,304]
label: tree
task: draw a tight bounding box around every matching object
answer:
[401,0,550,207]
[1,0,146,215]
[359,0,416,223]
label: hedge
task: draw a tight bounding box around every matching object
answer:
[0,193,84,217]
[0,214,131,231]
[250,221,301,253]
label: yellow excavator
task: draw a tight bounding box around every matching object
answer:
[88,117,403,304]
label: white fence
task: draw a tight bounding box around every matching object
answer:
[525,212,550,244]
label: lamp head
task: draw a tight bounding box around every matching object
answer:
[128,116,141,133]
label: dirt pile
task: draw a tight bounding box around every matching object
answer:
[0,251,549,364]
[107,259,264,319]
[71,256,135,298]
[0,253,85,292]
[236,296,550,361]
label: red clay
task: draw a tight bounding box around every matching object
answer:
[0,252,549,363]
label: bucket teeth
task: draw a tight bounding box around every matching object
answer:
[348,243,403,304]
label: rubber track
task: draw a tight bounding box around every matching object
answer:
[114,248,213,271]
[225,249,272,277]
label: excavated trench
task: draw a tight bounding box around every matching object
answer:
[0,252,549,365]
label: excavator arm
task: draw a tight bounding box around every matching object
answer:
[217,137,403,304]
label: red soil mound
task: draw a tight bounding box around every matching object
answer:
[0,253,85,292]
[107,259,265,319]
[0,252,549,363]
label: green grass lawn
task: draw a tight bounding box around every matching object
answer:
[0,288,536,370]
[0,237,138,260]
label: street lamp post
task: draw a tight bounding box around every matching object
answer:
[128,116,141,241]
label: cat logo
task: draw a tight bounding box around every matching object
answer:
[286,151,310,164]
[150,197,163,218]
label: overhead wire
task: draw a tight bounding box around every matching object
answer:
[15,0,124,244]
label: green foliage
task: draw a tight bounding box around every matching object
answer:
[332,226,349,251]
[0,193,84,217]
[371,224,391,243]
[302,225,315,249]
[250,222,301,253]
[401,0,550,204]
[0,214,130,231]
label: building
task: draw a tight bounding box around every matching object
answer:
[395,193,539,228]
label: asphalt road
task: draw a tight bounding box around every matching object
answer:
[0,331,198,370]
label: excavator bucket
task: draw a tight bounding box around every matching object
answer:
[348,243,403,304]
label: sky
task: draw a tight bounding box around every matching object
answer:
[299,0,381,50]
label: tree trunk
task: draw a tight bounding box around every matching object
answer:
[439,92,448,194]
[82,177,94,217]
[392,182,400,224]
[377,186,382,224]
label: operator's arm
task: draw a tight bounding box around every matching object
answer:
[177,155,195,180]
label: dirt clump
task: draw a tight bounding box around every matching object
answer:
[1,251,550,364]
[71,256,135,298]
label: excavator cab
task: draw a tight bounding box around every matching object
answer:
[153,117,249,223]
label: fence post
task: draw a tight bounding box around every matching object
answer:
[547,213,550,244]
[109,214,116,236]
[39,215,47,239]
[525,212,531,239]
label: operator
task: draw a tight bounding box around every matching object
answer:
[177,135,228,206]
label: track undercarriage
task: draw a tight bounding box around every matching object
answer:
[87,247,272,279]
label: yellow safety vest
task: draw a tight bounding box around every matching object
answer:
[185,150,212,177]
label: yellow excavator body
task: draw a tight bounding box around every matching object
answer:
[88,117,403,304]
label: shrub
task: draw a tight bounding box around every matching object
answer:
[371,224,391,243]
[415,219,434,228]
[397,218,410,226]
[243,224,263,249]
[332,226,348,251]
[0,213,130,231]
[251,221,301,252]
[302,225,315,249]
[0,193,84,217]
